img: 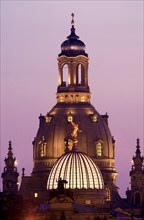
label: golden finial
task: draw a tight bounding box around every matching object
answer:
[71,13,74,26]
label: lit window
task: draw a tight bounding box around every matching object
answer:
[96,142,103,157]
[45,115,51,123]
[40,143,46,157]
[60,96,64,102]
[34,192,38,198]
[39,137,46,157]
[106,187,111,201]
[92,114,98,122]
[81,96,86,102]
[85,200,91,205]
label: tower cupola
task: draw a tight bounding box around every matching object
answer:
[57,14,90,103]
[59,13,87,57]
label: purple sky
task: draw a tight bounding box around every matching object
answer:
[1,1,143,197]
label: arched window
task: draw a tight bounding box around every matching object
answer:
[62,64,68,86]
[39,137,47,158]
[95,140,103,157]
[91,114,98,122]
[40,143,46,157]
[76,64,85,85]
[96,143,102,156]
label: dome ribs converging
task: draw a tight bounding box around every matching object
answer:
[80,153,90,188]
[77,152,83,188]
[47,151,104,190]
[84,154,95,188]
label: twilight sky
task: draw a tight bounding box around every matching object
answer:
[1,1,143,197]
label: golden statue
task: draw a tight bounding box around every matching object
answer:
[70,121,81,139]
[64,121,82,152]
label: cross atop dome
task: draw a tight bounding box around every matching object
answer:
[71,13,74,27]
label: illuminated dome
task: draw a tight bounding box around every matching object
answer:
[47,148,104,190]
[32,14,117,188]
[59,13,87,57]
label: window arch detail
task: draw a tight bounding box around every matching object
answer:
[61,64,69,86]
[76,63,85,85]
[95,140,103,157]
[38,136,47,158]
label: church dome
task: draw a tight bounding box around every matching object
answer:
[61,35,85,52]
[32,15,117,187]
[59,13,88,57]
[47,148,104,190]
[33,102,116,180]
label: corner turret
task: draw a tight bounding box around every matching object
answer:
[57,14,90,103]
[1,141,19,193]
[126,139,144,209]
[131,138,144,173]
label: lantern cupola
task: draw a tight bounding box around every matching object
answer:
[57,13,90,103]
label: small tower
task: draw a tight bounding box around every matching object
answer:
[126,138,144,207]
[57,13,90,103]
[1,141,19,193]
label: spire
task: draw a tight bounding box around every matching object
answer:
[4,141,17,171]
[59,13,87,58]
[8,140,12,151]
[131,138,144,173]
[7,140,14,160]
[67,13,79,40]
[71,13,74,27]
[1,141,19,193]
[135,138,141,156]
[136,138,140,147]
